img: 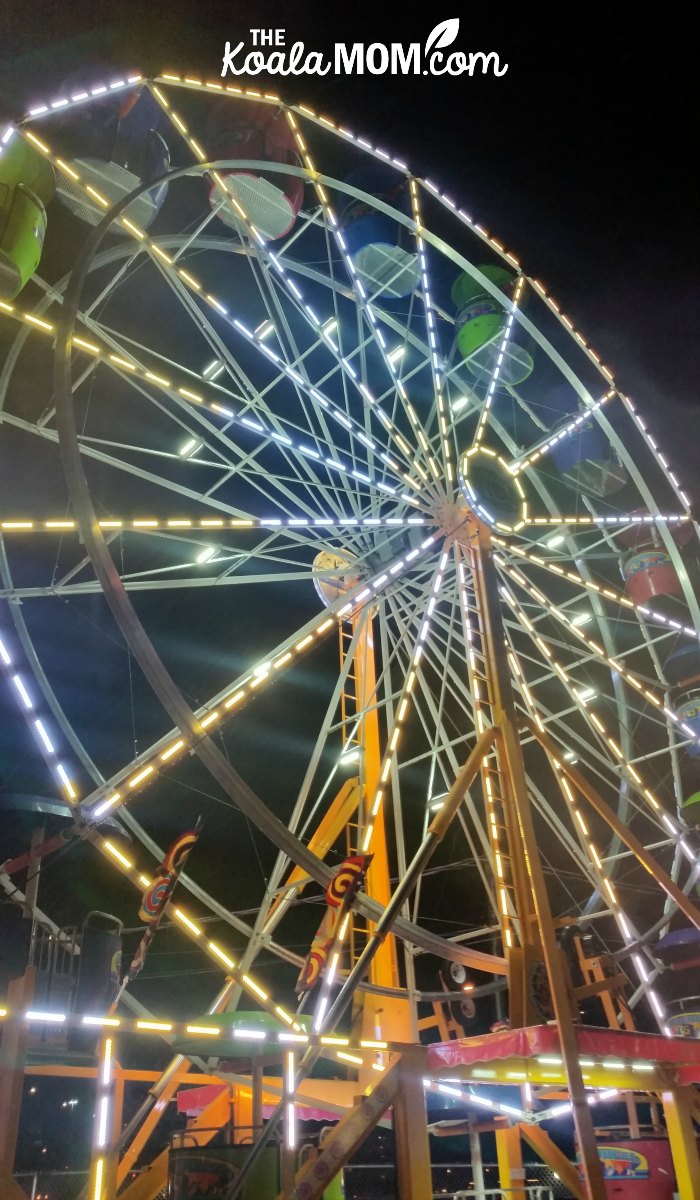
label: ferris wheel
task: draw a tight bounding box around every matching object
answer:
[2,70,700,1200]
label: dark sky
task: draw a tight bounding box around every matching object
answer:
[1,0,697,495]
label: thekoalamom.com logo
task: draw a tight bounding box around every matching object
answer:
[221,19,508,78]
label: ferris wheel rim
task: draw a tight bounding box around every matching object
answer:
[0,80,698,1038]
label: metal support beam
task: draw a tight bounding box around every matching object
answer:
[276,1053,406,1200]
[496,1126,525,1200]
[661,1087,700,1200]
[528,718,700,933]
[0,969,36,1181]
[393,1050,433,1200]
[520,1124,586,1200]
[464,528,607,1200]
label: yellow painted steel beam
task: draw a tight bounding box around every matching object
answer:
[354,616,404,1018]
[118,1088,233,1200]
[116,1067,191,1188]
[393,1050,433,1200]
[496,1126,526,1200]
[266,778,361,918]
[25,1065,222,1083]
[432,1056,664,1091]
[521,1125,585,1200]
[661,1087,700,1200]
[277,1054,404,1200]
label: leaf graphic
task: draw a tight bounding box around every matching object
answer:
[425,18,460,55]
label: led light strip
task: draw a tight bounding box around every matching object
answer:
[472,274,526,449]
[22,76,143,120]
[287,101,521,268]
[498,577,694,851]
[0,1006,677,1093]
[496,555,700,749]
[152,78,525,282]
[407,178,453,481]
[359,549,449,855]
[96,837,303,1030]
[456,556,514,951]
[312,910,351,1033]
[12,134,412,505]
[507,388,617,475]
[0,1000,392,1053]
[146,85,420,497]
[17,74,647,408]
[620,393,692,512]
[505,637,666,1025]
[0,293,414,510]
[90,1035,114,1200]
[493,535,700,642]
[527,277,614,385]
[426,1078,533,1124]
[82,533,437,821]
[23,79,680,524]
[0,627,78,802]
[0,514,428,534]
[282,107,438,490]
[522,513,689,527]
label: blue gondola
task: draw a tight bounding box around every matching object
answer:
[548,387,627,497]
[677,691,700,757]
[340,165,418,300]
[664,643,700,689]
[655,927,700,969]
[54,84,169,230]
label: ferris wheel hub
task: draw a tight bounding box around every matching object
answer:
[459,446,528,533]
[430,495,473,538]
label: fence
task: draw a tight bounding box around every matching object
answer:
[13,1171,88,1200]
[343,1162,567,1198]
[14,1161,569,1198]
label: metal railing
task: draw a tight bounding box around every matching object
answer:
[13,1170,88,1200]
[452,1190,554,1199]
[14,1162,563,1199]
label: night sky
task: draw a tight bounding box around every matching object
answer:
[1,0,698,1178]
[2,0,698,484]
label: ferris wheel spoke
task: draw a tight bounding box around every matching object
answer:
[386,586,493,927]
[148,91,425,493]
[141,253,397,519]
[504,626,686,1014]
[0,409,381,580]
[70,532,440,822]
[506,388,619,477]
[385,595,497,920]
[280,118,441,493]
[17,141,421,513]
[495,536,700,644]
[499,578,694,888]
[150,246,402,513]
[497,554,700,762]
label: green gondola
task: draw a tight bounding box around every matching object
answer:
[0,135,55,299]
[451,263,534,385]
